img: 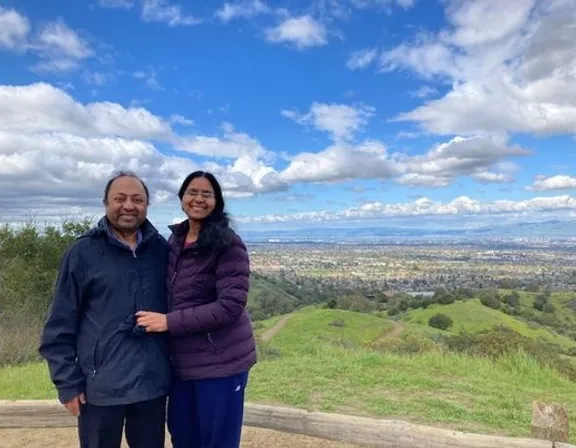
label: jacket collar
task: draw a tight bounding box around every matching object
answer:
[168,219,189,239]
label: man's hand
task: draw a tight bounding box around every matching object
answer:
[135,311,168,332]
[64,393,85,416]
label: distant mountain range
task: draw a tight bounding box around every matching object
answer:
[241,219,576,242]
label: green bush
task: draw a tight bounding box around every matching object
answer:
[256,342,282,361]
[543,303,556,314]
[480,294,501,310]
[367,332,437,355]
[428,313,453,330]
[438,294,456,305]
[439,326,576,382]
[329,319,346,328]
[0,220,92,366]
[502,293,520,307]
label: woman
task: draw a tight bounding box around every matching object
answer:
[136,171,257,448]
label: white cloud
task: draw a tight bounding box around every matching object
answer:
[97,0,135,8]
[528,175,576,191]
[0,82,287,222]
[0,82,172,140]
[346,47,378,70]
[0,81,536,224]
[169,114,194,126]
[140,0,201,26]
[175,122,273,159]
[0,6,92,73]
[379,0,576,137]
[409,85,438,98]
[398,136,529,186]
[215,0,270,22]
[238,194,576,224]
[82,71,113,86]
[279,140,399,184]
[0,5,30,51]
[133,69,162,90]
[351,0,416,10]
[282,102,375,141]
[265,15,328,49]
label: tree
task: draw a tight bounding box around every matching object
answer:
[503,293,520,307]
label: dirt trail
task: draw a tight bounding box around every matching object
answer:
[260,315,293,342]
[0,427,362,448]
[384,320,406,339]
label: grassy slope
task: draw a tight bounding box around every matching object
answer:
[404,299,576,348]
[246,275,298,306]
[5,307,576,439]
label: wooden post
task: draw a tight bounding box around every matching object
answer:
[531,400,569,443]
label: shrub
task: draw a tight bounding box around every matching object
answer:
[326,299,337,309]
[438,326,576,382]
[256,341,282,361]
[480,294,501,310]
[329,319,346,328]
[438,294,456,305]
[543,303,556,314]
[368,332,437,355]
[428,313,453,330]
[0,309,45,366]
[502,293,520,307]
[252,321,265,330]
[336,294,376,313]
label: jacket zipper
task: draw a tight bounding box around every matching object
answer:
[91,338,100,378]
[207,333,217,352]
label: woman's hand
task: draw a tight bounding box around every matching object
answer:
[135,311,168,332]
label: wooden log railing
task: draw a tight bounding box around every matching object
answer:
[0,400,574,448]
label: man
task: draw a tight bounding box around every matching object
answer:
[39,171,171,448]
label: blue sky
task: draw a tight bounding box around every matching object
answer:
[0,0,575,231]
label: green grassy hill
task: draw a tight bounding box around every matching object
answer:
[260,307,391,354]
[247,275,298,306]
[404,299,576,348]
[4,306,576,440]
[248,307,576,440]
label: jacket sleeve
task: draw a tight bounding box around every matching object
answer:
[166,239,250,336]
[38,245,85,404]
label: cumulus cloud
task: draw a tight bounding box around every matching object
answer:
[279,140,399,183]
[0,82,172,140]
[0,82,536,224]
[0,5,30,51]
[265,15,328,49]
[378,0,576,137]
[528,175,576,191]
[0,6,92,73]
[238,194,576,224]
[282,102,375,141]
[0,82,282,222]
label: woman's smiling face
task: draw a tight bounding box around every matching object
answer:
[181,176,216,221]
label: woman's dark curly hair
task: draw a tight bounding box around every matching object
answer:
[178,171,232,251]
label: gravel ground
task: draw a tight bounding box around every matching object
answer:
[0,427,363,448]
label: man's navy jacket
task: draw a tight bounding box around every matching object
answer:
[39,217,171,406]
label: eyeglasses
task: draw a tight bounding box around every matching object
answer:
[185,189,215,199]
